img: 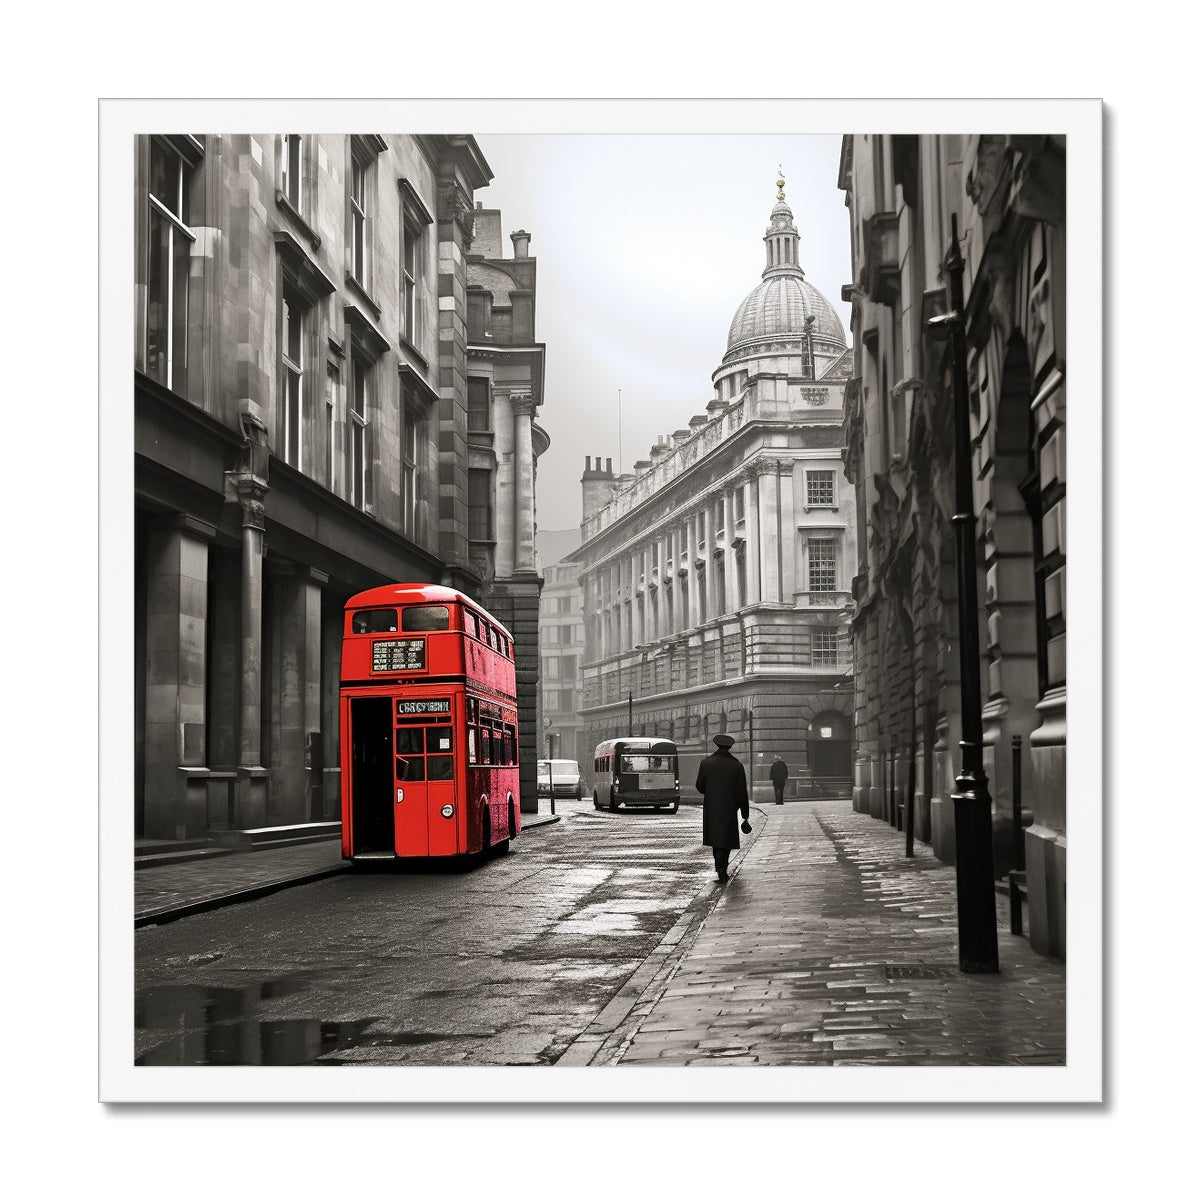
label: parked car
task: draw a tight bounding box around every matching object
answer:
[537,758,584,801]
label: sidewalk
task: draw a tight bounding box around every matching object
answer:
[597,800,1066,1067]
[134,813,561,927]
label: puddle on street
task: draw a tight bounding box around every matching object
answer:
[135,980,490,1065]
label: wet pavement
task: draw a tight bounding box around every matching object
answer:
[592,802,1065,1067]
[131,802,1065,1068]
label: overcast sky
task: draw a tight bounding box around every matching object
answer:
[471,133,853,536]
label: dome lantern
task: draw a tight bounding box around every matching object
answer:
[721,174,847,370]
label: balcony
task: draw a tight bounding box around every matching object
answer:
[794,589,853,610]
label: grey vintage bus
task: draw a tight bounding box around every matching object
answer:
[591,737,680,813]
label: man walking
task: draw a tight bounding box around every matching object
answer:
[769,754,789,805]
[695,733,751,883]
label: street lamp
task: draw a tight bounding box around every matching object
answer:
[928,214,999,974]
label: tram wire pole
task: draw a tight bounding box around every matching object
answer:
[929,213,1000,974]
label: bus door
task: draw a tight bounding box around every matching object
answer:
[349,697,395,854]
[394,717,458,857]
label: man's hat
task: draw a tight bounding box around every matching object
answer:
[713,734,735,749]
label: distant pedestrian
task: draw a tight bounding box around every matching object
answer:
[769,755,789,805]
[695,734,751,883]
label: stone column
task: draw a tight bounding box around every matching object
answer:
[723,491,738,611]
[511,392,537,574]
[744,474,761,605]
[267,565,328,826]
[143,515,215,840]
[756,459,782,603]
[235,474,269,829]
[779,459,797,599]
[686,514,701,628]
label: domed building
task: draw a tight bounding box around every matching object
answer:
[573,179,858,796]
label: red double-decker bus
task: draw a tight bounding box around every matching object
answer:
[339,583,521,862]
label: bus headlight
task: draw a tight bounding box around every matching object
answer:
[440,804,454,818]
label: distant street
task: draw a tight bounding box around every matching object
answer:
[134,803,719,1066]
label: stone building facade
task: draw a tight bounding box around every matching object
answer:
[576,181,857,794]
[464,208,549,810]
[838,134,1067,958]
[134,133,547,839]
[535,528,586,773]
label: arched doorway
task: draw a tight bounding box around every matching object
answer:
[807,710,852,796]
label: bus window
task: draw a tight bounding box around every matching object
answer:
[623,755,650,772]
[465,611,479,639]
[427,728,453,755]
[402,605,450,632]
[427,754,454,781]
[396,728,423,755]
[468,727,478,764]
[352,608,398,633]
[398,755,425,781]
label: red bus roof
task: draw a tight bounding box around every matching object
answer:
[344,583,512,640]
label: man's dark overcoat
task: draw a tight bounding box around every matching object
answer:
[696,748,750,849]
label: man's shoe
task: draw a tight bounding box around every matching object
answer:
[717,871,728,883]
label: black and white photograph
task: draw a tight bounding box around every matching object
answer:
[97,98,1101,1110]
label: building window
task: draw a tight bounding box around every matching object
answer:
[468,468,493,541]
[401,395,421,540]
[812,628,840,666]
[348,353,370,510]
[326,362,340,493]
[808,538,837,594]
[807,470,835,507]
[402,214,422,343]
[280,135,304,212]
[734,486,745,523]
[280,289,307,469]
[543,657,560,680]
[146,137,196,393]
[467,377,491,433]
[544,690,561,713]
[348,137,381,292]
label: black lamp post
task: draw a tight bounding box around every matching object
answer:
[929,214,1000,975]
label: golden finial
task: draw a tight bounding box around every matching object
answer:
[776,167,786,201]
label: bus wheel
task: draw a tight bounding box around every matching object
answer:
[480,809,492,859]
[608,792,618,813]
[496,799,514,854]
[593,792,601,810]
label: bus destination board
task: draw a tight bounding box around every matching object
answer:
[396,698,451,716]
[372,638,425,672]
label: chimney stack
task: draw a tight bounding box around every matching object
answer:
[511,229,531,258]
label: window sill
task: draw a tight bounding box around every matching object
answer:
[398,334,428,373]
[275,190,321,250]
[345,272,382,321]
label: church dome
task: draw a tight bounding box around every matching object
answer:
[726,274,846,351]
[723,177,847,360]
